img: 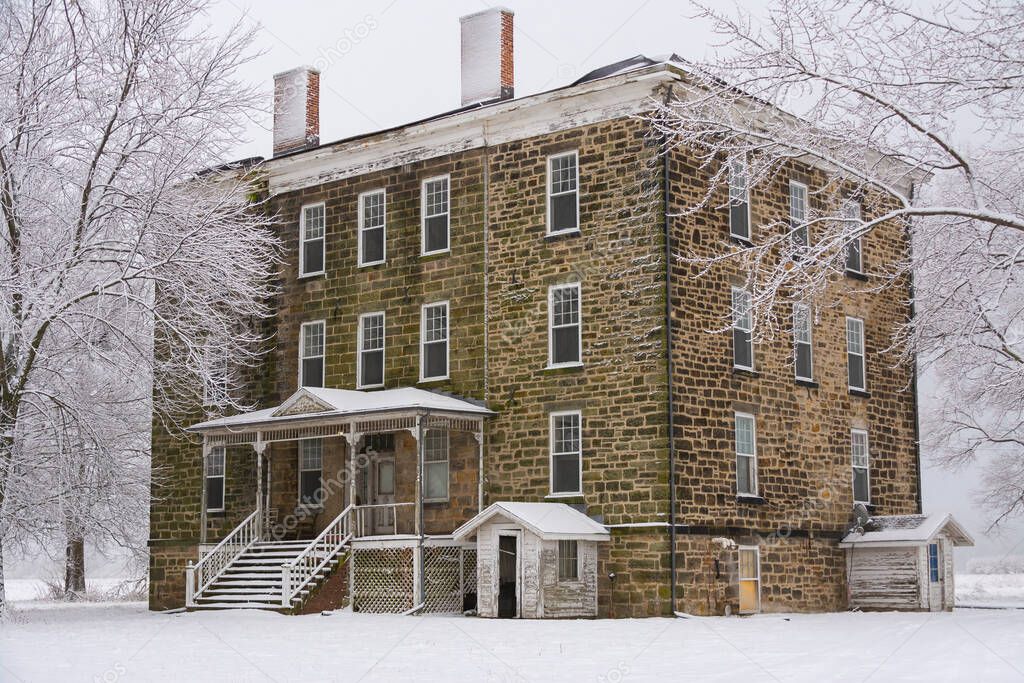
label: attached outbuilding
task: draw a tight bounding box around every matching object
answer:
[840,512,974,612]
[453,502,610,618]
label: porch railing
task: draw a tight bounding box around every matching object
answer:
[186,508,261,607]
[353,502,416,538]
[281,504,353,607]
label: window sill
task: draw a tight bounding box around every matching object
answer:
[546,492,584,501]
[795,378,819,389]
[205,510,225,517]
[845,270,869,282]
[849,388,871,398]
[297,271,325,281]
[730,235,753,248]
[544,229,581,242]
[736,495,767,505]
[732,367,759,378]
[358,260,386,269]
[357,383,385,391]
[424,499,450,506]
[420,249,450,260]
[418,376,450,385]
[543,363,584,374]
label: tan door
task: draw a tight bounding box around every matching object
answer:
[738,547,761,614]
[372,456,395,534]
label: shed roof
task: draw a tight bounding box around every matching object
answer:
[839,512,974,548]
[188,386,492,433]
[452,502,611,542]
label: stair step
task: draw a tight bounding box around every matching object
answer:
[196,594,283,603]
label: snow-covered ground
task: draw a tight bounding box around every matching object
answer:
[1,602,1023,682]
[957,573,1024,609]
[4,578,131,603]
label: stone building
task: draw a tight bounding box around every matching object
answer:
[149,8,942,618]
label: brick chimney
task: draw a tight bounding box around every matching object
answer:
[273,66,320,157]
[460,8,514,106]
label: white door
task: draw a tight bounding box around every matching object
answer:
[372,456,395,534]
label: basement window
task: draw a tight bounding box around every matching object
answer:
[299,202,325,276]
[299,439,323,507]
[422,175,450,255]
[547,151,579,234]
[358,189,386,266]
[205,447,225,513]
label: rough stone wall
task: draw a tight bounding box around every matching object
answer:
[665,147,920,613]
[597,528,672,618]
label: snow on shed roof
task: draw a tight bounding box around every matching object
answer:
[839,512,974,547]
[452,502,611,542]
[188,386,492,432]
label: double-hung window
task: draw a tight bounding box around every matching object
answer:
[738,547,761,613]
[299,320,325,388]
[549,283,582,367]
[844,200,864,274]
[732,287,754,370]
[550,411,582,495]
[928,543,940,582]
[358,189,386,266]
[422,176,450,255]
[357,312,385,389]
[558,540,579,581]
[205,447,225,512]
[299,439,323,506]
[420,302,449,381]
[299,202,325,276]
[423,428,449,502]
[846,316,867,392]
[728,155,750,240]
[851,429,870,504]
[790,180,809,248]
[547,151,579,234]
[793,303,814,382]
[735,412,758,497]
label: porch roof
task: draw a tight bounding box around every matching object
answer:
[839,512,974,548]
[452,502,611,542]
[187,386,493,434]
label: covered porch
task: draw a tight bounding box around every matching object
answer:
[184,386,492,613]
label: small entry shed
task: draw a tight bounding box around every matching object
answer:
[840,512,973,612]
[453,502,610,618]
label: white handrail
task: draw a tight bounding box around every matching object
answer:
[281,504,353,607]
[186,508,261,606]
[353,502,416,538]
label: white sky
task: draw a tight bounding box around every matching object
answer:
[198,0,1022,567]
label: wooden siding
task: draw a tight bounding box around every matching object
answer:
[848,547,920,610]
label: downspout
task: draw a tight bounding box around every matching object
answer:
[660,85,679,613]
[908,182,923,514]
[482,122,491,512]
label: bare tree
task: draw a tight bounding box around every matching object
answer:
[650,0,1024,526]
[0,0,280,615]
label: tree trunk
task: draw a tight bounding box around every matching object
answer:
[64,533,86,598]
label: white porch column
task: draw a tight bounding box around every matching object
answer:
[343,425,361,526]
[474,423,484,513]
[254,433,267,540]
[410,414,425,608]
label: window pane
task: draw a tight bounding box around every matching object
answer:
[424,342,447,378]
[302,357,323,387]
[846,318,864,355]
[424,429,448,463]
[300,470,322,505]
[362,192,384,228]
[205,448,225,476]
[551,193,577,232]
[552,414,580,454]
[558,540,578,580]
[424,305,448,342]
[737,454,755,495]
[303,323,324,358]
[739,549,757,579]
[425,178,449,216]
[733,328,753,369]
[550,154,577,194]
[730,203,749,239]
[424,461,448,500]
[729,156,747,202]
[206,476,224,511]
[848,354,865,390]
[304,205,325,239]
[300,439,322,470]
[796,345,813,380]
[362,227,384,264]
[552,453,580,493]
[553,327,580,364]
[303,239,324,274]
[425,215,448,252]
[853,467,869,503]
[846,239,862,272]
[361,349,383,386]
[376,460,395,495]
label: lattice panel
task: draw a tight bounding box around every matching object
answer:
[355,416,416,434]
[352,547,414,613]
[423,546,477,614]
[262,423,346,443]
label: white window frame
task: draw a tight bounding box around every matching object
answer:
[546,150,580,235]
[728,154,751,240]
[738,545,761,614]
[420,174,451,256]
[205,446,226,513]
[547,282,583,369]
[298,438,324,509]
[557,539,580,582]
[422,428,450,503]
[789,180,809,247]
[357,311,385,389]
[299,319,326,388]
[735,411,758,497]
[357,188,387,267]
[793,302,814,382]
[846,316,867,392]
[844,200,864,274]
[851,429,871,504]
[549,410,583,497]
[419,301,450,382]
[731,286,754,371]
[298,201,326,278]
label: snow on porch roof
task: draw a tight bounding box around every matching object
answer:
[187,386,493,433]
[839,512,974,548]
[452,502,611,542]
